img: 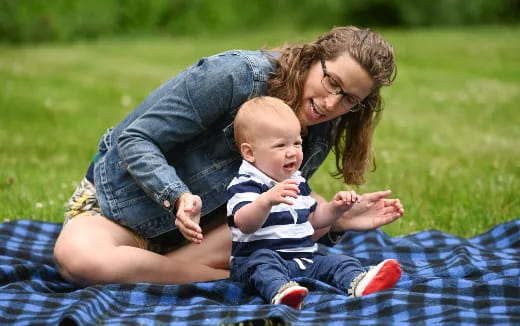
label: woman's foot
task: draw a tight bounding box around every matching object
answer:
[349,259,401,297]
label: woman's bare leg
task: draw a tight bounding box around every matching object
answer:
[166,221,231,270]
[166,210,231,269]
[54,214,230,285]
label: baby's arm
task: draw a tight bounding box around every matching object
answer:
[309,190,360,229]
[234,179,299,234]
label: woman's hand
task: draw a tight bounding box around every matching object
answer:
[175,193,203,244]
[330,190,404,232]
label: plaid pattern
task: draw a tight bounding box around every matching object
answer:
[0,219,519,326]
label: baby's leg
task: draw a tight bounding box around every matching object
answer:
[243,249,293,301]
[232,249,308,309]
[308,255,401,296]
[306,254,365,291]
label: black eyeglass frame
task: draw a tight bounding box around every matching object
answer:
[319,58,366,113]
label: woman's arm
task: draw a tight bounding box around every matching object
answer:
[311,190,405,242]
[117,56,252,209]
[332,190,404,231]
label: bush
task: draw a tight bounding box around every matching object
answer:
[1,0,518,43]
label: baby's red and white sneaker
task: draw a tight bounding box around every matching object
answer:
[348,259,401,297]
[271,281,309,310]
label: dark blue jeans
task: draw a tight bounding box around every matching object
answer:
[230,248,365,301]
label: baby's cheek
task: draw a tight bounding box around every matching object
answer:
[297,151,304,163]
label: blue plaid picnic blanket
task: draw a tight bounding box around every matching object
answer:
[0,219,519,326]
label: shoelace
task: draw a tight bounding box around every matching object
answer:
[347,269,369,297]
[271,281,301,303]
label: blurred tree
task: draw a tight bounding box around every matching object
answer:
[1,0,518,43]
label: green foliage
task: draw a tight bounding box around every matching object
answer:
[393,0,520,26]
[310,26,520,237]
[1,0,519,43]
[0,26,519,238]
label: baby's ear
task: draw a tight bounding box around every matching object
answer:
[240,143,255,163]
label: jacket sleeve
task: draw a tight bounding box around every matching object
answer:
[117,53,255,211]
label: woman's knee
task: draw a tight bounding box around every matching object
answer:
[53,216,132,285]
[54,231,115,285]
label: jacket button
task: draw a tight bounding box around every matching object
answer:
[163,200,171,208]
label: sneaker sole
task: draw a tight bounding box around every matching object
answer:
[359,259,401,296]
[279,286,309,309]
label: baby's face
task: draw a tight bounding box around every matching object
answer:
[248,118,303,182]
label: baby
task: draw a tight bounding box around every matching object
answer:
[226,96,401,309]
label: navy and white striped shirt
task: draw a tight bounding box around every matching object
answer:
[227,160,318,262]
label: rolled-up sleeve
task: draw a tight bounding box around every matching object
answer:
[117,53,254,210]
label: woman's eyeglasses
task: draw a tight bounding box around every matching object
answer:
[320,58,366,113]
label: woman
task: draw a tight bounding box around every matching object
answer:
[54,26,404,285]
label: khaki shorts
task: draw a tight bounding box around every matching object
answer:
[64,178,149,250]
[64,178,226,254]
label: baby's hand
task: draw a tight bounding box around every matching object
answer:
[264,179,300,206]
[333,190,361,211]
[174,193,203,244]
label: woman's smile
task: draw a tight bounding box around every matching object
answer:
[309,99,326,119]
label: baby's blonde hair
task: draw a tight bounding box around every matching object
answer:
[234,96,299,148]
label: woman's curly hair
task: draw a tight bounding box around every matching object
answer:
[268,26,396,185]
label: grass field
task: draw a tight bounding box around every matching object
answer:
[0,26,519,237]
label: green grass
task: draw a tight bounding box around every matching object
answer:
[1,26,519,238]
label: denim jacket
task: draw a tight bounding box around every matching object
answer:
[92,50,332,238]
